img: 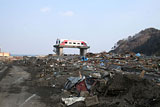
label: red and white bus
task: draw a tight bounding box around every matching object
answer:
[56,39,88,46]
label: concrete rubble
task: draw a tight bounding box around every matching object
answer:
[2,52,160,107]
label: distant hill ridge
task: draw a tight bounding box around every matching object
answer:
[110,28,160,56]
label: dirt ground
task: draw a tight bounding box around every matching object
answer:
[0,65,46,107]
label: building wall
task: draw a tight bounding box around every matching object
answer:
[0,52,10,57]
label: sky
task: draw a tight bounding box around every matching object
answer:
[0,0,160,55]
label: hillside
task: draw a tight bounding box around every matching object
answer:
[110,28,160,56]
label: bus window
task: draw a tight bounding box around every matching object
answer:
[65,42,68,44]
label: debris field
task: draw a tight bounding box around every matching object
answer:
[1,52,160,107]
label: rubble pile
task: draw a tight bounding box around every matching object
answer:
[0,61,4,70]
[13,52,160,106]
[100,73,160,106]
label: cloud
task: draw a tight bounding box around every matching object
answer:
[40,7,51,13]
[61,11,74,16]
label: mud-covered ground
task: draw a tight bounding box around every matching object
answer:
[0,65,46,107]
